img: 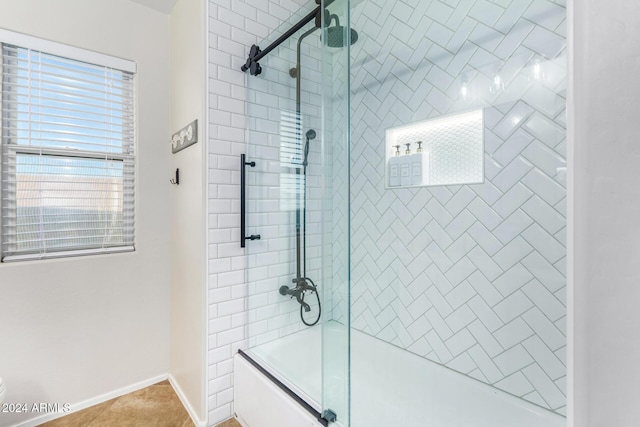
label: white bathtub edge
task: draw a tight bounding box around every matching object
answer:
[234,354,324,427]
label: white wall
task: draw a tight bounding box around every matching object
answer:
[0,1,171,426]
[571,1,640,426]
[169,0,207,424]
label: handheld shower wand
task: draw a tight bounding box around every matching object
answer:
[303,129,316,167]
[279,127,321,325]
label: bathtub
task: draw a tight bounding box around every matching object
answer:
[235,322,565,427]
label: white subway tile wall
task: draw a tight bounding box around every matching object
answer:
[243,16,327,350]
[207,0,316,424]
[345,0,567,415]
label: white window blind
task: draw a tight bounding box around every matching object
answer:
[1,41,135,261]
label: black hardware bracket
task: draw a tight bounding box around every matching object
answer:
[241,44,263,76]
[240,154,261,248]
[170,168,179,185]
[322,409,337,423]
[240,0,335,76]
[237,349,333,426]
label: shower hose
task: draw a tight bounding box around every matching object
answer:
[300,277,321,327]
[300,145,321,327]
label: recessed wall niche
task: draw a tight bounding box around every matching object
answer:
[385,109,484,188]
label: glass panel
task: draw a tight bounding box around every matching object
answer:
[12,155,127,250]
[2,43,135,259]
[321,0,350,425]
[3,45,132,154]
[348,0,567,426]
[244,2,350,425]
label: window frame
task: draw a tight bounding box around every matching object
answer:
[0,29,136,262]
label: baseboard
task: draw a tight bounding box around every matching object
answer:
[235,415,250,427]
[168,374,206,427]
[13,374,168,427]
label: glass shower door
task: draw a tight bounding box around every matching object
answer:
[242,2,350,425]
[320,0,351,425]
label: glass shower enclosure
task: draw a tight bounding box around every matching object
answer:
[239,0,567,426]
[242,0,351,425]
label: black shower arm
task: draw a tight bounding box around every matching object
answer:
[240,0,335,75]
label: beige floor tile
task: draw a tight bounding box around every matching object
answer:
[40,381,193,427]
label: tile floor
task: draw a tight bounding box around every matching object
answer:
[40,380,193,427]
[215,419,242,427]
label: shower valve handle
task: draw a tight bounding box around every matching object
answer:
[279,285,311,312]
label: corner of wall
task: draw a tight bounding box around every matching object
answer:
[169,0,208,424]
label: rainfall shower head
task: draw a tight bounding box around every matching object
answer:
[325,14,359,48]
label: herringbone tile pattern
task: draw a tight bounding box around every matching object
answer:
[344,0,567,414]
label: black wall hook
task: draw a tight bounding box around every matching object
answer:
[170,168,180,185]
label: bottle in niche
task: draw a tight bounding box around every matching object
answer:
[388,145,401,187]
[400,143,412,186]
[411,141,429,186]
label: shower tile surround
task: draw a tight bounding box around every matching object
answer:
[207,0,326,424]
[345,0,567,416]
[207,0,567,425]
[243,17,326,351]
[384,110,485,187]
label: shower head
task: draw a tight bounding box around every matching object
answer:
[324,14,359,48]
[303,129,316,167]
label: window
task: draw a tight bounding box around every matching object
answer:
[0,31,136,261]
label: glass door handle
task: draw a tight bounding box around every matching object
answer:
[240,154,261,248]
